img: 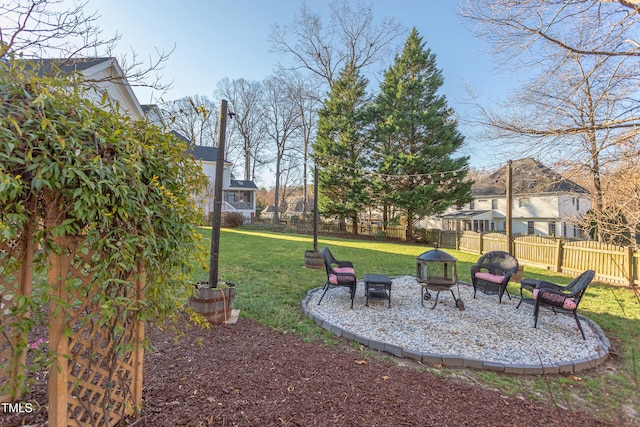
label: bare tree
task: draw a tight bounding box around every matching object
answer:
[261,75,302,226]
[1,0,172,91]
[216,78,268,181]
[460,0,640,65]
[163,96,219,146]
[269,0,404,88]
[286,72,321,216]
[460,0,640,242]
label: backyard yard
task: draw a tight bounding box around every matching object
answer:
[3,228,639,426]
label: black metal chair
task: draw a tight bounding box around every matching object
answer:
[470,251,519,303]
[533,270,595,340]
[317,246,357,308]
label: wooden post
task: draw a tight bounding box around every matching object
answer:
[555,239,563,273]
[130,263,146,413]
[209,99,228,288]
[48,239,69,427]
[313,160,319,252]
[479,232,484,254]
[626,246,634,287]
[506,160,513,254]
[5,216,35,401]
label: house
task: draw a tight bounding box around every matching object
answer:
[31,57,258,221]
[185,142,257,221]
[435,158,591,238]
[31,57,145,120]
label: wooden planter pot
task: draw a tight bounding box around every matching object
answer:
[189,286,236,324]
[304,250,324,269]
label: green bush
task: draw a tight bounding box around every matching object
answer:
[0,58,209,335]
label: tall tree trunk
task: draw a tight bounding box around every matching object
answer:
[589,132,604,241]
[352,213,358,235]
[405,209,414,241]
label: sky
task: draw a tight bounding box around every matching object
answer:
[73,0,519,179]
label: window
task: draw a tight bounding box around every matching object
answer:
[519,198,531,208]
[469,200,475,210]
[548,222,556,237]
[491,199,497,210]
[527,221,535,235]
[576,198,580,211]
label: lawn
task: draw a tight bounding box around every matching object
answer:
[194,227,640,422]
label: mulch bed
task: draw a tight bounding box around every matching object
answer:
[2,317,617,426]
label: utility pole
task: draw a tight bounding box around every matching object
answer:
[209,99,228,287]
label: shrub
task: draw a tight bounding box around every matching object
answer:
[224,212,245,228]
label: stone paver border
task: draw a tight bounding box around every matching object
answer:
[302,287,610,374]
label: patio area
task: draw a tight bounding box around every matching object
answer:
[303,276,610,374]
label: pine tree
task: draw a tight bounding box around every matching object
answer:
[373,28,472,240]
[313,65,371,234]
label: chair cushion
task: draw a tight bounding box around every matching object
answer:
[329,267,355,285]
[533,289,577,310]
[474,272,505,284]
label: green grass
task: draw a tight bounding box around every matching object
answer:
[195,227,640,423]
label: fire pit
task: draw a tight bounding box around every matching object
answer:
[416,245,460,309]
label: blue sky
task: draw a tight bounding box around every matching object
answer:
[85,0,517,171]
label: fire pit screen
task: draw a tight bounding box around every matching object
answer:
[416,245,458,309]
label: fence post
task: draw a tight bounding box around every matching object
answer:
[479,232,484,254]
[555,239,563,273]
[626,246,634,287]
[456,231,461,250]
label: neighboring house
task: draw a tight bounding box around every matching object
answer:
[32,57,145,120]
[431,158,591,238]
[31,57,258,221]
[184,141,257,221]
[285,198,315,218]
[261,205,276,220]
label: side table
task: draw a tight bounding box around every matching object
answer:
[364,274,392,307]
[516,279,541,309]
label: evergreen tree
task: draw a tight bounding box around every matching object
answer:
[313,65,371,234]
[373,28,472,240]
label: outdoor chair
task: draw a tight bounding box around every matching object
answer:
[533,270,595,340]
[318,246,357,309]
[470,251,519,303]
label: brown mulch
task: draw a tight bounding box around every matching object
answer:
[2,317,618,427]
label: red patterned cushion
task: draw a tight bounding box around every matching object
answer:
[474,272,505,284]
[533,288,577,310]
[329,267,355,285]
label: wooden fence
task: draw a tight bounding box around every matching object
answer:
[246,219,407,240]
[440,231,637,286]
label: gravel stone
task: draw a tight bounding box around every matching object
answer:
[305,275,608,368]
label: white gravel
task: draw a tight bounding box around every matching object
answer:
[305,276,608,366]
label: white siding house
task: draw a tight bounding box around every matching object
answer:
[185,143,257,221]
[436,158,591,238]
[33,57,258,221]
[34,57,145,119]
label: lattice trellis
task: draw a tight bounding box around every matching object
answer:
[48,236,145,427]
